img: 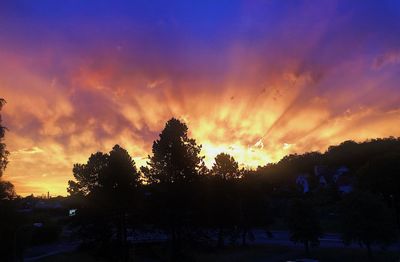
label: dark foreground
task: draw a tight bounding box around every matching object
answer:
[33,244,399,262]
[23,229,400,261]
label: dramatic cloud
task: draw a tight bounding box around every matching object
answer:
[0,0,399,195]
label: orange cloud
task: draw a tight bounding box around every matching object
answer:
[1,1,400,196]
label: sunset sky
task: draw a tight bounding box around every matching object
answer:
[1,1,400,196]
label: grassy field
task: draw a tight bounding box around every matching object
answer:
[191,245,399,262]
[38,244,399,262]
[39,252,107,262]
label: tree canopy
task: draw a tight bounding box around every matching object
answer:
[340,191,397,261]
[68,145,140,200]
[144,118,205,184]
[212,152,240,180]
[0,98,14,200]
[0,98,9,177]
[288,199,322,255]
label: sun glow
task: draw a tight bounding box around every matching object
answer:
[1,1,400,196]
[200,141,272,169]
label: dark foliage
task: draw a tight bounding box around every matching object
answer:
[67,144,140,260]
[340,191,397,261]
[142,118,206,260]
[287,199,322,256]
[357,153,400,228]
[61,117,400,260]
[0,98,8,177]
[0,98,23,261]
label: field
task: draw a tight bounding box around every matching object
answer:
[38,244,399,262]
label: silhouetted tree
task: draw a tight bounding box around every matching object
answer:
[238,171,274,246]
[67,145,140,260]
[256,152,323,192]
[288,199,322,256]
[0,98,8,177]
[0,180,16,200]
[145,118,204,184]
[255,138,400,194]
[210,153,240,247]
[0,99,22,262]
[340,191,397,261]
[212,153,240,180]
[357,153,400,228]
[68,152,109,197]
[143,118,205,260]
[326,138,400,170]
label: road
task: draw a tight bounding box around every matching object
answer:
[24,241,79,261]
[252,230,400,251]
[23,229,400,261]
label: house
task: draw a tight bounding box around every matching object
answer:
[314,165,335,186]
[296,174,310,193]
[315,165,353,193]
[333,166,350,183]
[336,175,353,193]
[296,165,353,194]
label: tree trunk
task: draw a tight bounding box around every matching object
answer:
[304,241,310,257]
[366,242,373,262]
[170,225,180,262]
[172,229,182,262]
[394,203,400,231]
[217,227,224,248]
[241,228,247,246]
[122,212,127,244]
[122,211,128,262]
[116,212,122,246]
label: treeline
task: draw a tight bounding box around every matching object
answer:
[257,137,400,186]
[0,99,22,262]
[66,118,400,261]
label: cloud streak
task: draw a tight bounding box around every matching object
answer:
[0,0,400,195]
